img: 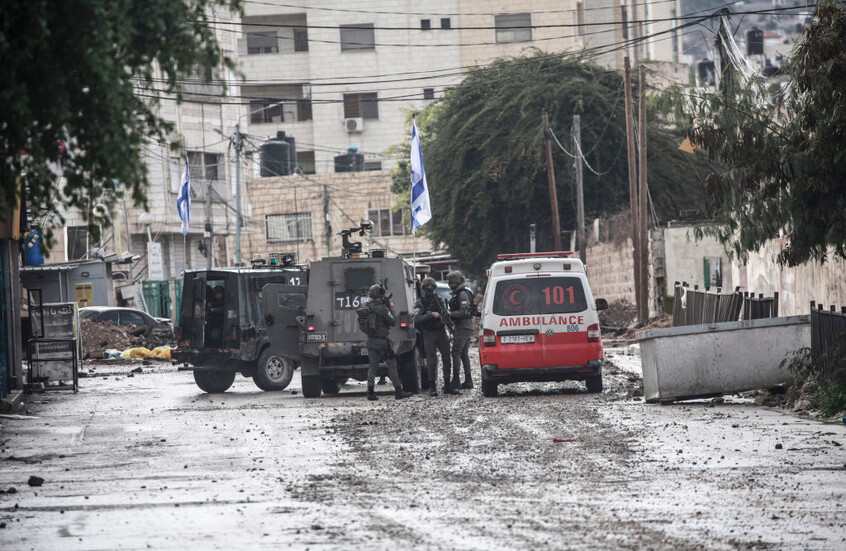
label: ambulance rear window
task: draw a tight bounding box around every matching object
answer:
[492,277,587,316]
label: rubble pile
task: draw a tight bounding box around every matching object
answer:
[599,300,637,331]
[80,319,146,358]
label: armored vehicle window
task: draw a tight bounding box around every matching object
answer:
[277,292,307,311]
[345,267,374,291]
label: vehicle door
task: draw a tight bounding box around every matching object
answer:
[330,261,380,342]
[534,276,591,368]
[261,283,308,361]
[489,277,544,369]
[185,273,206,349]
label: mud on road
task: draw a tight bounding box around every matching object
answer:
[289,353,846,550]
[1,350,844,550]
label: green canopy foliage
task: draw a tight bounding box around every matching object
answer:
[393,53,706,277]
[669,1,846,267]
[0,0,242,243]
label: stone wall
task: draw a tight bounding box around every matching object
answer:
[731,240,846,316]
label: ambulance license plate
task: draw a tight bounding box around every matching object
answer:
[501,335,535,344]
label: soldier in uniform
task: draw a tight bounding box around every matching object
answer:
[447,270,476,389]
[364,284,412,401]
[413,277,458,397]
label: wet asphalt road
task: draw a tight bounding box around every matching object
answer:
[1,351,845,550]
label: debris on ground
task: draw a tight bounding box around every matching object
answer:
[80,319,146,358]
[27,476,44,487]
[618,317,673,339]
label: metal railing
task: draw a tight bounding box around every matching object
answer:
[672,282,744,327]
[810,302,846,380]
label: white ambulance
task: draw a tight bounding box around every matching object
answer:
[478,252,608,397]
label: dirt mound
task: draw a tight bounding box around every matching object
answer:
[80,318,146,358]
[599,299,637,328]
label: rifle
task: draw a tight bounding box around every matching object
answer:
[434,293,456,333]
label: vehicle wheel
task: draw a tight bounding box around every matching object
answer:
[253,348,294,391]
[481,379,498,397]
[321,378,340,395]
[193,370,236,393]
[301,374,321,398]
[586,373,603,393]
[398,349,421,393]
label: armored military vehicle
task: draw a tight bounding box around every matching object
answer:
[173,254,308,393]
[265,222,422,398]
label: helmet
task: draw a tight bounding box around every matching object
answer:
[446,271,465,285]
[368,284,385,298]
[421,277,437,295]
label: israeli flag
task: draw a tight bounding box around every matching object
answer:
[410,120,432,233]
[176,158,191,236]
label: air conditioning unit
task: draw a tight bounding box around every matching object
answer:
[345,117,364,132]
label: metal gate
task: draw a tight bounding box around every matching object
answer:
[142,280,171,319]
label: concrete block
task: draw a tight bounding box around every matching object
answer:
[638,316,810,403]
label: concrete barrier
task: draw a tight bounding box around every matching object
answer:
[637,316,810,403]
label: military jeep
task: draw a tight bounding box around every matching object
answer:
[264,223,422,398]
[173,257,308,393]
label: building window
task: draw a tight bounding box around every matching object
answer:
[266,213,313,243]
[67,226,88,261]
[423,88,435,100]
[343,92,379,119]
[441,18,451,30]
[364,161,382,171]
[293,27,309,52]
[340,23,375,51]
[250,99,285,124]
[495,13,532,43]
[421,19,431,30]
[247,31,279,54]
[367,208,407,237]
[296,151,316,174]
[187,151,224,182]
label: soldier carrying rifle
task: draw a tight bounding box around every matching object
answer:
[413,277,458,396]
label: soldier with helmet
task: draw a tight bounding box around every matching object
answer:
[413,277,457,396]
[363,284,412,401]
[447,270,476,389]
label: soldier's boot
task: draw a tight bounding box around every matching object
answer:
[395,386,413,400]
[429,387,439,397]
[367,386,378,401]
[377,376,387,386]
[442,384,459,395]
[450,366,461,389]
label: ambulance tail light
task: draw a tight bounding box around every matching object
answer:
[563,263,571,270]
[483,328,496,346]
[504,266,512,273]
[587,324,600,342]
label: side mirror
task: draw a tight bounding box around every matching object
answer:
[595,298,608,311]
[264,314,274,326]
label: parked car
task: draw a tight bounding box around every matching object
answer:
[79,306,174,344]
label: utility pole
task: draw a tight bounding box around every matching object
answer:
[573,114,586,265]
[624,57,642,321]
[205,174,213,270]
[638,64,649,324]
[542,109,562,251]
[235,123,242,266]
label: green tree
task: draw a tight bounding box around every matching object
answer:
[672,1,846,267]
[1,0,242,243]
[393,54,706,277]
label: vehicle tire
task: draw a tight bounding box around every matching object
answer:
[586,373,603,393]
[481,379,498,397]
[193,370,236,394]
[301,374,321,398]
[253,348,295,391]
[398,349,421,394]
[321,378,341,395]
